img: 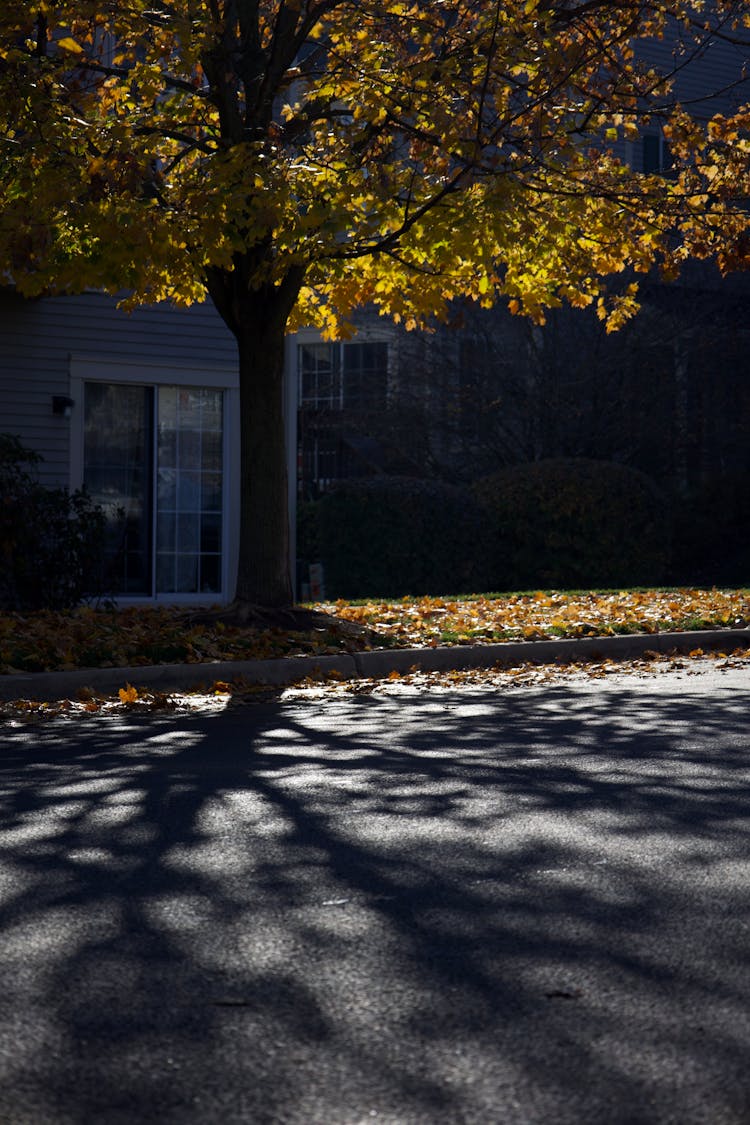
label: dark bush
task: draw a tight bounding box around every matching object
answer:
[473,458,670,590]
[296,499,322,566]
[0,434,114,610]
[313,476,488,599]
[669,472,750,586]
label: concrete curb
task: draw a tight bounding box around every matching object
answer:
[0,628,748,703]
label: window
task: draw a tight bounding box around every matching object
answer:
[298,341,388,410]
[299,343,340,408]
[83,382,224,597]
[343,342,388,410]
[642,133,672,174]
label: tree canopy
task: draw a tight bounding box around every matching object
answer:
[1,1,748,331]
[0,1,748,608]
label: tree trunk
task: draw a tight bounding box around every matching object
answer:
[204,262,305,612]
[232,305,294,608]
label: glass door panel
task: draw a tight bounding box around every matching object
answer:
[155,386,223,595]
[83,383,153,595]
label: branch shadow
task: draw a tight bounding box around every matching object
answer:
[1,679,749,1123]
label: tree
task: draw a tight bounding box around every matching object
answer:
[0,1,748,611]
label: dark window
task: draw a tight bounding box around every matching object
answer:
[298,341,388,410]
[343,342,388,410]
[299,343,340,408]
[643,134,672,174]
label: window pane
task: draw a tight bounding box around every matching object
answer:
[177,513,200,554]
[157,467,177,508]
[159,386,178,429]
[158,427,177,468]
[201,473,223,513]
[199,554,221,594]
[201,513,222,553]
[156,553,175,594]
[201,429,222,472]
[177,471,201,510]
[178,429,202,470]
[176,554,198,593]
[156,512,176,552]
[200,392,223,431]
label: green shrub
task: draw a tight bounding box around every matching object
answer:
[0,434,114,611]
[314,476,488,598]
[473,458,670,590]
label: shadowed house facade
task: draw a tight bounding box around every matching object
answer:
[0,288,403,605]
[0,289,299,605]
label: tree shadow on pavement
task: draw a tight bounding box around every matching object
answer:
[0,680,749,1123]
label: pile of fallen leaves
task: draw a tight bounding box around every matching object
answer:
[0,588,748,675]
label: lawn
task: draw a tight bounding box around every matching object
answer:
[1,588,748,675]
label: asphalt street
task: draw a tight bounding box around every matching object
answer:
[0,665,749,1124]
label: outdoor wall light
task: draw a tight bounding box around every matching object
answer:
[52,395,75,418]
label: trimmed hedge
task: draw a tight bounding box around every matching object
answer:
[312,476,487,599]
[473,458,670,590]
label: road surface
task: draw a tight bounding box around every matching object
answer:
[1,664,749,1123]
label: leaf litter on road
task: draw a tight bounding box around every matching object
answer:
[1,647,748,725]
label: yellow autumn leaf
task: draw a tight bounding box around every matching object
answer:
[118,683,139,703]
[56,37,83,54]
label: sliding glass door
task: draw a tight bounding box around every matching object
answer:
[83,383,224,598]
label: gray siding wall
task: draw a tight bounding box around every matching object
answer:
[638,22,749,116]
[0,290,237,487]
